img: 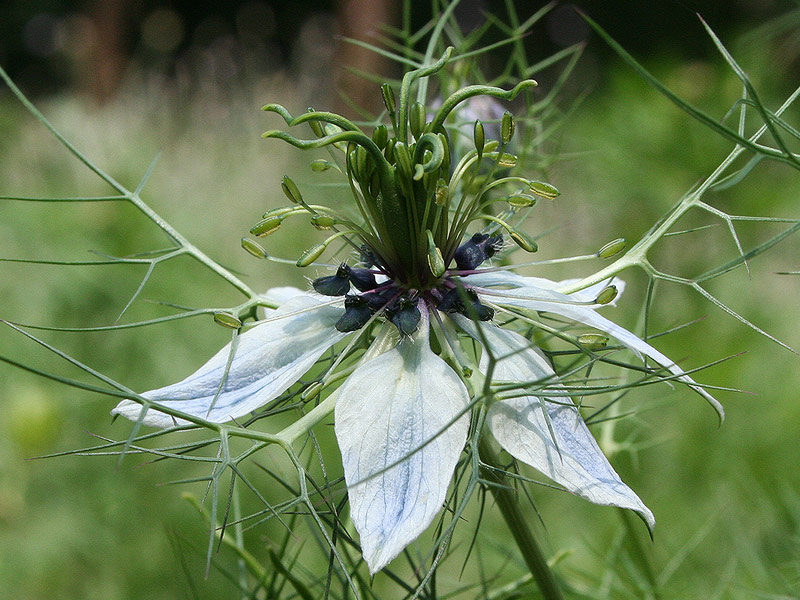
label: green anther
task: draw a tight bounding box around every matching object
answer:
[384,138,397,161]
[409,101,426,140]
[393,141,413,182]
[296,243,326,267]
[281,175,303,204]
[529,180,560,199]
[352,145,371,183]
[509,230,538,253]
[507,193,538,208]
[301,381,324,400]
[250,215,283,237]
[372,124,388,149]
[426,230,446,278]
[597,238,627,258]
[501,111,514,143]
[306,107,324,137]
[435,179,449,206]
[595,285,618,305]
[311,214,336,230]
[381,83,396,116]
[213,312,242,329]
[241,237,268,258]
[310,159,332,172]
[262,206,296,219]
[437,132,450,174]
[577,333,609,350]
[498,153,517,168]
[474,120,485,156]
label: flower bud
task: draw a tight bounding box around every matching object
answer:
[281,175,303,204]
[250,215,283,237]
[311,214,336,230]
[594,285,618,305]
[597,238,627,259]
[426,230,446,278]
[296,243,326,267]
[409,101,426,140]
[529,180,560,199]
[213,312,242,329]
[241,237,267,258]
[577,333,609,350]
[473,120,485,155]
[509,230,538,253]
[501,111,514,143]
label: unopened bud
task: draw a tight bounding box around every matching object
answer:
[597,238,626,259]
[501,111,514,143]
[310,159,333,172]
[577,333,609,350]
[473,120,485,156]
[296,243,326,267]
[241,237,267,259]
[509,230,538,253]
[281,176,303,204]
[529,180,560,199]
[426,230,446,278]
[213,312,242,329]
[311,214,336,230]
[595,285,618,305]
[250,215,283,237]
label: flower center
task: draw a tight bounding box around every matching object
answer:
[312,233,499,334]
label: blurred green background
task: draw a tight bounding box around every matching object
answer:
[1,1,799,598]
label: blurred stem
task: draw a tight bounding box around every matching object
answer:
[232,482,248,600]
[479,439,564,600]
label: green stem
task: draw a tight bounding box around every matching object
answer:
[479,439,564,600]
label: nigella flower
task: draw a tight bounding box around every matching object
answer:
[113,50,722,574]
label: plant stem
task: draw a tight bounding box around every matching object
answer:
[479,439,564,600]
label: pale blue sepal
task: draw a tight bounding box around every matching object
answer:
[453,316,655,530]
[484,285,724,419]
[461,271,626,306]
[334,314,470,574]
[112,296,346,427]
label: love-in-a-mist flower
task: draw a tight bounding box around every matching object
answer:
[113,48,722,574]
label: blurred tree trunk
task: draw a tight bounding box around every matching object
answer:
[83,0,136,103]
[335,0,398,118]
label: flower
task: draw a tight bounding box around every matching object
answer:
[113,269,720,573]
[113,53,722,573]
